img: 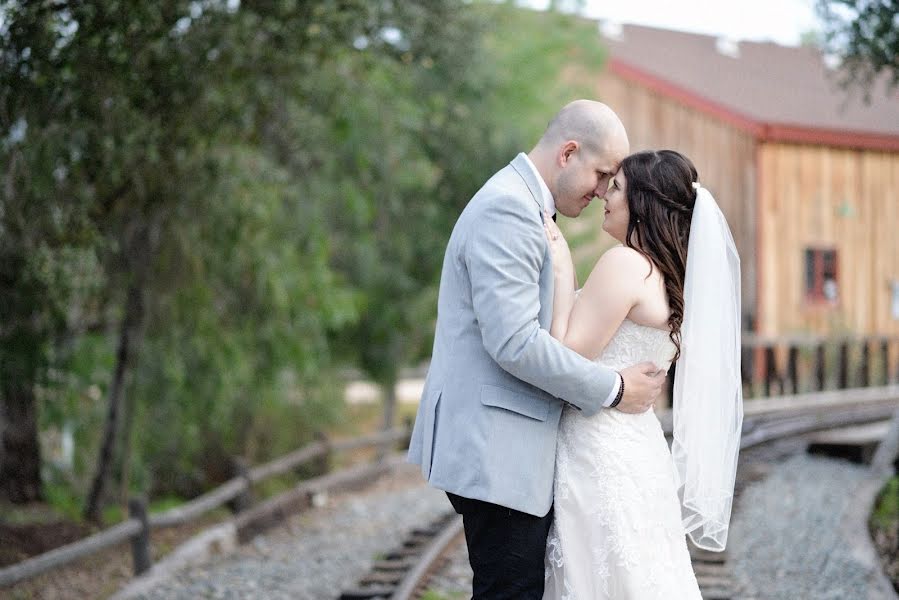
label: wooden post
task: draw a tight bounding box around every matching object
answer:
[894,338,899,384]
[741,345,754,398]
[786,345,799,394]
[815,343,826,391]
[230,457,254,514]
[891,339,897,384]
[402,416,414,451]
[128,497,152,576]
[860,339,871,388]
[314,431,331,476]
[882,338,891,385]
[764,345,778,397]
[838,341,849,389]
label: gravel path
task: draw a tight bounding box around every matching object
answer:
[117,453,895,600]
[730,453,894,600]
[127,463,450,600]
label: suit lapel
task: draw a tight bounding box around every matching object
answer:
[510,153,547,215]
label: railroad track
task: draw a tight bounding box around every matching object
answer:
[339,390,899,600]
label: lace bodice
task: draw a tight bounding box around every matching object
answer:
[593,318,675,373]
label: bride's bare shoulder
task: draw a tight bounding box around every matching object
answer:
[596,245,654,278]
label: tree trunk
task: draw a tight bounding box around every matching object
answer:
[0,379,42,503]
[83,277,146,523]
[0,250,45,504]
[118,383,136,507]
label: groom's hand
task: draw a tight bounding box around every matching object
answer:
[616,363,666,414]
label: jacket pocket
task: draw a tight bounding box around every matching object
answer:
[479,383,550,422]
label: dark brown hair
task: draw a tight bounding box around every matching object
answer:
[619,150,698,361]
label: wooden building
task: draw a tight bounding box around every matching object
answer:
[585,24,899,338]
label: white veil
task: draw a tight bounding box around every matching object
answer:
[671,184,743,552]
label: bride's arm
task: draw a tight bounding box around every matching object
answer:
[543,214,577,342]
[544,218,648,360]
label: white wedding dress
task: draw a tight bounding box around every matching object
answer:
[544,319,702,599]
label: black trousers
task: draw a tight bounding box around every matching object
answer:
[447,492,553,600]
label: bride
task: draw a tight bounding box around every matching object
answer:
[541,150,743,599]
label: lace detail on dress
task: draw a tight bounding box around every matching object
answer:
[543,320,701,600]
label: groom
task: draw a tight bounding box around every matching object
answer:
[407,100,665,599]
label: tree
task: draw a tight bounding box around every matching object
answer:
[325,3,498,431]
[328,3,611,430]
[816,0,899,97]
[0,0,368,513]
[0,0,612,513]
[0,1,107,503]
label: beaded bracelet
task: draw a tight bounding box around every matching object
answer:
[609,373,624,408]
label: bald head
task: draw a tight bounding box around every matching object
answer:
[528,100,630,219]
[537,100,628,158]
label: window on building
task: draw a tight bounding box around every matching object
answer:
[804,248,838,304]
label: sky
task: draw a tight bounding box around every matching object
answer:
[521,0,822,46]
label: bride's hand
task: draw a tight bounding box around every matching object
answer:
[543,211,574,276]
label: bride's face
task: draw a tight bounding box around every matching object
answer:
[602,171,630,242]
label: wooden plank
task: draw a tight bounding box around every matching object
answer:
[153,429,407,528]
[741,384,899,416]
[693,562,729,576]
[0,519,141,587]
[339,585,397,599]
[151,477,247,529]
[247,428,404,484]
[755,143,899,337]
[807,420,888,464]
[234,459,394,543]
[248,440,327,483]
[807,421,890,445]
[330,428,406,453]
[389,516,464,600]
[871,410,899,476]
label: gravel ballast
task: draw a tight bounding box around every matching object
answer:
[730,453,896,599]
[123,464,450,600]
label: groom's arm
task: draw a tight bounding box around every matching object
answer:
[465,196,617,416]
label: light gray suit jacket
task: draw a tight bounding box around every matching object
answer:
[407,153,618,517]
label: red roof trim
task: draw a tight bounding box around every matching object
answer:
[608,58,899,152]
[761,124,899,152]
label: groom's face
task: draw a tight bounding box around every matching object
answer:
[555,143,626,218]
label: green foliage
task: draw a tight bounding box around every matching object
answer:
[816,0,899,98]
[479,4,607,146]
[871,475,899,529]
[1,0,610,508]
[328,2,609,392]
[41,479,83,522]
[421,591,467,600]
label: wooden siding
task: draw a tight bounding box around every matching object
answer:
[758,143,899,336]
[583,71,759,325]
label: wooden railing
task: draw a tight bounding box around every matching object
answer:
[0,427,409,588]
[741,335,899,398]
